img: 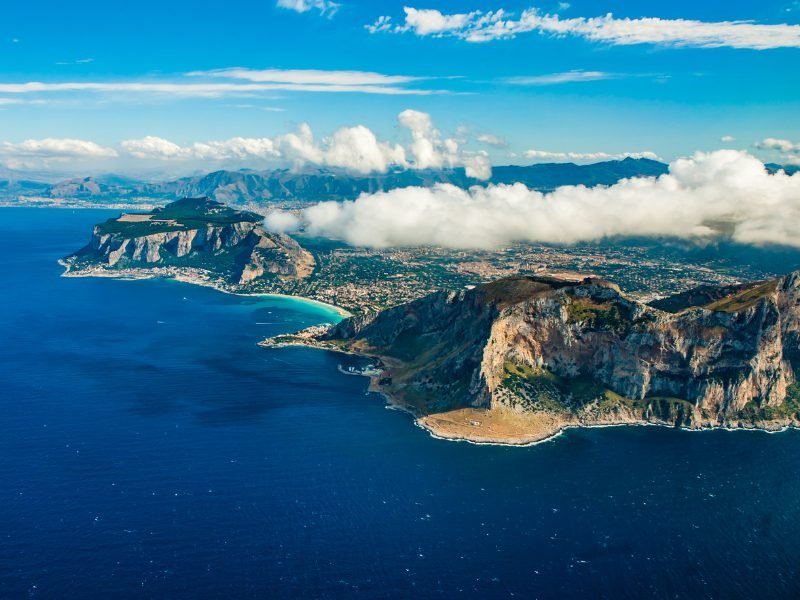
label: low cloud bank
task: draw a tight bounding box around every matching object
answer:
[265,150,800,248]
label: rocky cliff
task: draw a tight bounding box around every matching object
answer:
[306,272,800,444]
[62,197,314,286]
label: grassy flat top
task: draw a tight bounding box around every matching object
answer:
[96,197,262,236]
[651,278,780,314]
[480,276,561,307]
[703,280,778,313]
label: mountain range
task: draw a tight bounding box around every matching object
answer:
[0,158,672,205]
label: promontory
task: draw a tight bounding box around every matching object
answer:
[265,271,800,444]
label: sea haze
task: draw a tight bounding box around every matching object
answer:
[1,208,800,599]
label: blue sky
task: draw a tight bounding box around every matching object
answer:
[0,0,798,174]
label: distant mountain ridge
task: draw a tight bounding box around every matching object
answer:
[0,158,669,205]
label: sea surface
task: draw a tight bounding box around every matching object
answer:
[1,208,800,599]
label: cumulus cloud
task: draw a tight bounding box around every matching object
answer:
[721,135,736,143]
[755,138,800,166]
[120,111,491,178]
[0,138,117,168]
[276,0,340,17]
[121,136,280,161]
[267,150,800,249]
[274,123,407,174]
[525,149,660,162]
[399,109,491,178]
[400,7,482,35]
[370,7,800,49]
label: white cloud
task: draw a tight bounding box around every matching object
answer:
[370,7,800,49]
[276,0,340,17]
[122,136,280,161]
[267,150,800,249]
[366,15,393,33]
[119,111,491,178]
[0,138,118,169]
[506,70,612,85]
[0,98,46,106]
[0,81,436,97]
[122,136,186,160]
[264,210,302,233]
[755,138,800,165]
[0,68,445,98]
[525,149,661,162]
[399,109,491,178]
[273,123,408,174]
[400,7,482,35]
[755,138,800,153]
[721,135,736,143]
[188,67,421,86]
[478,134,507,147]
[55,58,94,66]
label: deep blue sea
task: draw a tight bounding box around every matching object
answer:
[1,208,800,599]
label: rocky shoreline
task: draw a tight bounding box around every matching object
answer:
[262,271,800,446]
[262,330,800,446]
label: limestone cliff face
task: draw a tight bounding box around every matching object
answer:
[327,273,800,431]
[65,197,315,285]
[90,221,258,266]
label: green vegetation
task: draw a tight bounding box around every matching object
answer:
[500,361,705,423]
[737,383,800,422]
[566,298,630,332]
[646,396,696,423]
[703,280,778,313]
[501,361,636,414]
[96,197,261,236]
[481,276,558,307]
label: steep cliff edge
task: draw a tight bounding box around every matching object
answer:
[61,197,315,287]
[268,272,800,444]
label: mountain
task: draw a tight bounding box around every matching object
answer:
[61,197,315,286]
[149,158,670,203]
[765,163,800,176]
[489,157,668,190]
[268,271,800,444]
[1,158,670,205]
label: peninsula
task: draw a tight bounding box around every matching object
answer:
[60,197,316,292]
[264,271,800,445]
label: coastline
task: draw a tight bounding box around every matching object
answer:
[415,412,800,448]
[59,261,352,320]
[62,260,800,449]
[259,335,800,448]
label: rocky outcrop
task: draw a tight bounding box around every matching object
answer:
[64,197,315,286]
[318,272,800,443]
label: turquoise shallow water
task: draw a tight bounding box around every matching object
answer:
[1,208,800,599]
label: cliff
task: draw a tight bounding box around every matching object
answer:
[62,197,314,286]
[279,271,800,444]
